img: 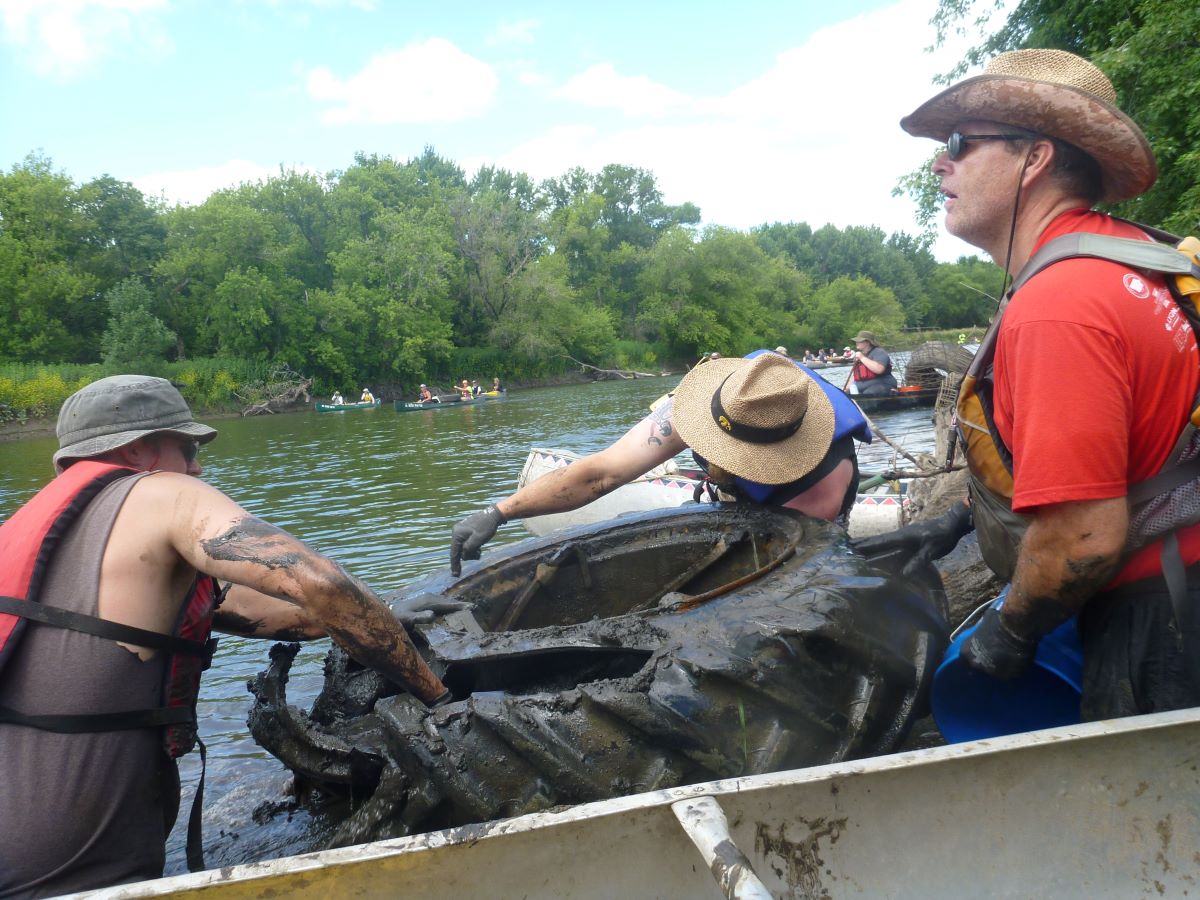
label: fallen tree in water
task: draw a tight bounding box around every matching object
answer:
[561,354,656,379]
[235,365,312,416]
[248,504,949,848]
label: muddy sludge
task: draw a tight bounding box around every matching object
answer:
[248,504,948,847]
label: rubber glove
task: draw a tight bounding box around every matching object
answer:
[851,501,973,576]
[450,505,507,577]
[959,606,1038,679]
[391,592,475,626]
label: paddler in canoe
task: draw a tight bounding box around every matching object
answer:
[416,383,439,404]
[847,330,899,396]
[450,350,872,575]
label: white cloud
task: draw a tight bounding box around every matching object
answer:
[131,159,320,207]
[486,18,537,47]
[556,63,692,117]
[0,0,170,79]
[307,38,497,124]
[490,0,982,261]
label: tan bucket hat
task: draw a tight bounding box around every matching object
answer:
[852,331,878,345]
[672,353,835,486]
[54,375,216,468]
[900,49,1156,202]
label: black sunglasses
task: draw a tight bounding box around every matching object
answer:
[946,131,1032,161]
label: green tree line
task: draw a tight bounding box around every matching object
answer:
[2,147,1003,401]
[900,0,1200,240]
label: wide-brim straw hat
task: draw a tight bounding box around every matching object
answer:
[54,374,216,467]
[900,49,1155,203]
[672,353,835,486]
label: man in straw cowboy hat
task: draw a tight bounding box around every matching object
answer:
[0,375,450,894]
[894,48,1200,719]
[450,351,872,576]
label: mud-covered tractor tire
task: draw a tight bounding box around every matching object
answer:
[249,504,948,846]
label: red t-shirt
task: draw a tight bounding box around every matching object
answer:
[993,208,1200,587]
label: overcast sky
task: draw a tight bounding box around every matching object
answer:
[0,0,1000,262]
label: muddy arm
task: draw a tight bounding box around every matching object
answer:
[152,476,448,704]
[214,584,326,641]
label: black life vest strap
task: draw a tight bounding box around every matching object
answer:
[186,736,208,873]
[0,701,194,733]
[0,595,214,661]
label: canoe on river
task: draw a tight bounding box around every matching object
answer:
[395,395,494,412]
[246,504,947,856]
[518,447,909,539]
[82,707,1200,898]
[314,399,381,412]
[847,386,941,413]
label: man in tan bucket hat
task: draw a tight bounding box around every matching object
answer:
[0,375,450,894]
[450,351,872,575]
[899,49,1200,720]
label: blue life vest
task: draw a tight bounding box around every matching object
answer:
[694,350,871,504]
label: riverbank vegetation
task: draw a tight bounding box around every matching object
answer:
[2,148,1005,422]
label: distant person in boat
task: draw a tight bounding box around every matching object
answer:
[450,352,872,576]
[802,350,817,363]
[849,331,899,396]
[471,380,482,397]
[886,48,1200,719]
[331,391,345,405]
[0,375,451,895]
[360,387,375,403]
[492,377,505,393]
[417,384,437,404]
[775,346,788,357]
[458,379,473,400]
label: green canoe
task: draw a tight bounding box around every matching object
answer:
[315,399,381,412]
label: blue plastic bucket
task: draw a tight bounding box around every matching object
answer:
[932,593,1083,743]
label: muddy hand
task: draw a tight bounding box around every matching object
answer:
[851,502,973,576]
[392,592,474,626]
[959,606,1037,679]
[450,505,507,577]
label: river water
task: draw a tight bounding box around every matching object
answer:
[0,363,938,875]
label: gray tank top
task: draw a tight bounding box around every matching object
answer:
[0,472,179,896]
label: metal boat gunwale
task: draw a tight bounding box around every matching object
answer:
[77,707,1200,898]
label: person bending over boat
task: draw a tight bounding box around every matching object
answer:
[848,331,898,396]
[417,383,437,404]
[0,375,450,895]
[450,351,871,576]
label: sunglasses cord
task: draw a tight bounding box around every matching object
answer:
[996,145,1039,307]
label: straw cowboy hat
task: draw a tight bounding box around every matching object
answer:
[672,353,835,485]
[900,48,1156,203]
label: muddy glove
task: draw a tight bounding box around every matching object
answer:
[851,502,973,576]
[392,592,474,626]
[450,505,507,577]
[959,606,1038,680]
